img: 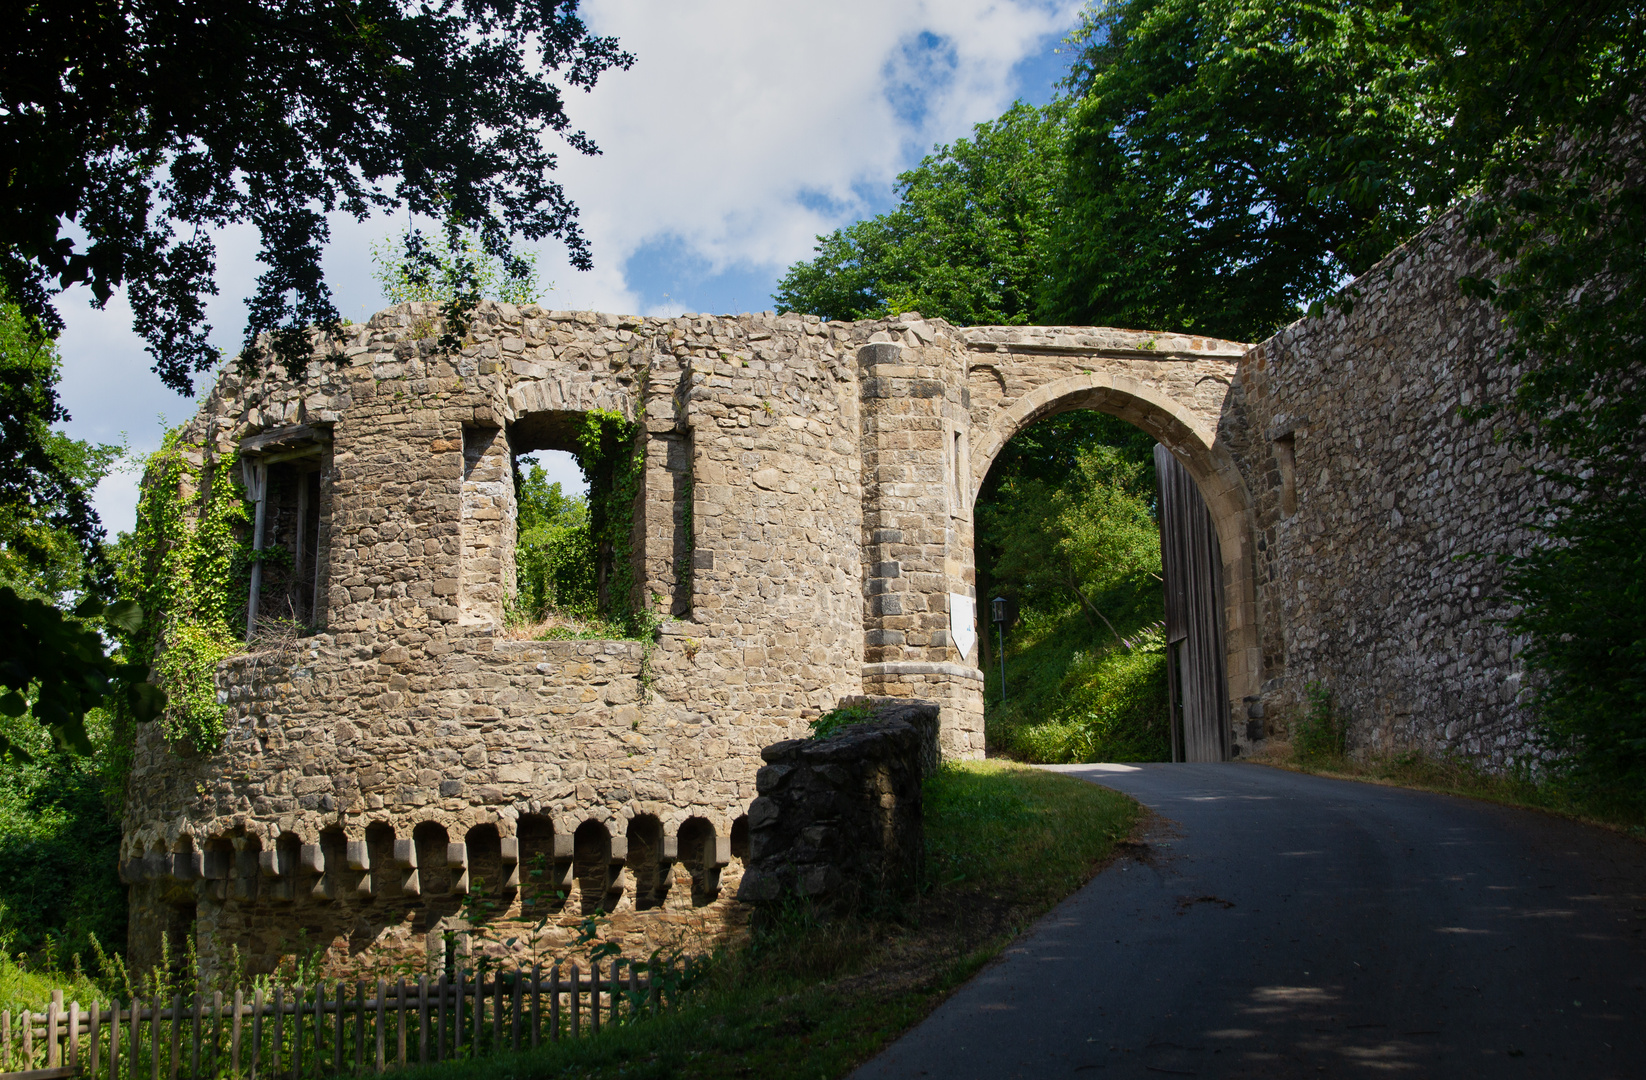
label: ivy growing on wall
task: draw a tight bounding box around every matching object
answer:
[574,408,647,635]
[119,431,251,752]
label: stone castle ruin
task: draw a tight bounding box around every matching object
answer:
[123,207,1540,976]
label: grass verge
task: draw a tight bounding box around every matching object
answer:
[1251,744,1646,838]
[394,760,1139,1080]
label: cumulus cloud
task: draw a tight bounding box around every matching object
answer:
[54,0,1081,530]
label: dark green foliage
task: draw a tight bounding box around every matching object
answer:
[978,414,1169,763]
[0,289,119,597]
[513,463,596,621]
[0,589,157,758]
[574,410,649,635]
[774,102,1066,326]
[4,0,631,389]
[0,292,162,756]
[0,734,125,961]
[1048,0,1465,342]
[1291,681,1346,764]
[1457,103,1646,800]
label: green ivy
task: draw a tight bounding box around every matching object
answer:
[120,431,251,752]
[574,408,646,635]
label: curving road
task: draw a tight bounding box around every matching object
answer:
[853,763,1646,1079]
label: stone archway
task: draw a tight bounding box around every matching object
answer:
[961,328,1261,752]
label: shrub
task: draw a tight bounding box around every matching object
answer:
[1291,681,1347,763]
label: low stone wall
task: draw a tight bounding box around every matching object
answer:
[737,701,935,912]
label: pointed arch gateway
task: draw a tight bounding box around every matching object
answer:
[965,342,1260,761]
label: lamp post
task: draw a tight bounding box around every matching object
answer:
[992,597,1007,703]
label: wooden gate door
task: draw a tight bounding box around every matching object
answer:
[1154,445,1229,762]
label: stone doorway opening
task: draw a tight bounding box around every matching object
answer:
[969,379,1255,763]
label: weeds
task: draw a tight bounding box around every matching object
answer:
[809,702,877,740]
[1291,681,1347,764]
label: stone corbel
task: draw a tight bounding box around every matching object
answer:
[499,837,520,890]
[447,842,469,895]
[261,846,296,903]
[395,838,420,896]
[347,840,375,896]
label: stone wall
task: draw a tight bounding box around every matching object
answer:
[123,307,988,976]
[1225,209,1541,762]
[737,702,935,912]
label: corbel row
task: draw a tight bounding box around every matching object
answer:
[122,830,735,905]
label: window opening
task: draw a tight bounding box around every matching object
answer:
[1274,433,1298,518]
[240,425,330,635]
[508,408,643,635]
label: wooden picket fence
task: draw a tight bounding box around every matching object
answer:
[0,956,694,1079]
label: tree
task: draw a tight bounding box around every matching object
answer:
[372,225,546,309]
[774,102,1067,326]
[5,0,631,391]
[1046,0,1465,342]
[1439,0,1646,796]
[0,290,120,599]
[513,463,595,621]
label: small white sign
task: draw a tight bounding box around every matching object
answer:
[949,593,977,662]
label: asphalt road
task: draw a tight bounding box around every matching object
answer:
[852,763,1646,1079]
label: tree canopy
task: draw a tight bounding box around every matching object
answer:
[773,102,1067,327]
[5,0,631,392]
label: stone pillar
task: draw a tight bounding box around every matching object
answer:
[857,326,985,758]
[458,419,515,625]
[639,359,694,617]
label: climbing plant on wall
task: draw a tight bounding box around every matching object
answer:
[119,432,252,751]
[574,408,647,636]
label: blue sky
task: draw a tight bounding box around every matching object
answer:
[52,0,1085,525]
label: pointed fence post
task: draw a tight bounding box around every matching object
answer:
[375,979,386,1073]
[568,965,579,1040]
[397,978,408,1067]
[435,975,447,1063]
[549,964,560,1044]
[418,976,429,1065]
[251,988,262,1080]
[232,990,244,1079]
[333,982,345,1074]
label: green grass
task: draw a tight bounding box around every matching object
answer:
[387,761,1140,1080]
[1261,747,1646,838]
[0,952,109,1014]
[986,602,1170,763]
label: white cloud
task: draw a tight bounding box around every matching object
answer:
[53,0,1081,533]
[544,0,1082,313]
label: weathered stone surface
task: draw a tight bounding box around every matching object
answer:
[1225,207,1543,763]
[737,702,933,911]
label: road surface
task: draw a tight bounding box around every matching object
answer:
[853,762,1646,1079]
